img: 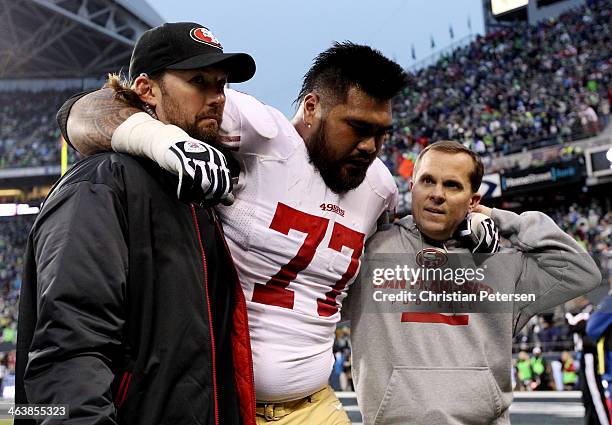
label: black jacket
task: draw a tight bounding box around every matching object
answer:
[15,153,256,425]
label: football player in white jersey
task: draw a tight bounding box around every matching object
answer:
[60,28,408,423]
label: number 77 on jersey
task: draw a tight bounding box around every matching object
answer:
[251,203,365,317]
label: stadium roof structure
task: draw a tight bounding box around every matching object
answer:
[0,0,164,79]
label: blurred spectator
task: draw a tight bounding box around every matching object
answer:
[579,103,600,136]
[517,351,534,390]
[333,326,350,352]
[531,347,551,390]
[342,347,353,392]
[551,358,564,391]
[331,326,351,390]
[330,351,345,391]
[561,351,578,390]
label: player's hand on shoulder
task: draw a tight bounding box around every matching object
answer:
[165,139,234,206]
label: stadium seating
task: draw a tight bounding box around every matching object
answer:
[382,0,610,178]
[0,89,79,168]
[0,215,35,351]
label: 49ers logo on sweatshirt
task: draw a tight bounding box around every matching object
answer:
[416,248,447,268]
[190,27,222,48]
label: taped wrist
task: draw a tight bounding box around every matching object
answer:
[111,112,190,172]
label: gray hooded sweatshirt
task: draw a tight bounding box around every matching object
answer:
[345,208,601,425]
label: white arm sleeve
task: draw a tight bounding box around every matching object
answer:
[111,112,191,173]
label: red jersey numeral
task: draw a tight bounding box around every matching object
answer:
[252,203,328,309]
[252,203,364,316]
[317,223,364,317]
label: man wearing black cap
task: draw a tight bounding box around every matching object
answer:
[15,23,257,425]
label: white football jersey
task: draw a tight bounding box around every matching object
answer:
[218,89,398,402]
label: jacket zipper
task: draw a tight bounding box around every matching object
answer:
[211,211,257,422]
[190,204,219,425]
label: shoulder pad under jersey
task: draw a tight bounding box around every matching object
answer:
[220,89,279,149]
[366,158,399,211]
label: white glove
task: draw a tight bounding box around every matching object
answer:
[112,112,234,205]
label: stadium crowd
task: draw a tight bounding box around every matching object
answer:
[0,89,79,168]
[551,200,611,262]
[383,0,611,180]
[0,215,33,349]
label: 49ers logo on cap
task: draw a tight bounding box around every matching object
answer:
[190,27,222,48]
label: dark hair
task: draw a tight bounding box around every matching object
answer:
[295,41,408,107]
[413,140,484,192]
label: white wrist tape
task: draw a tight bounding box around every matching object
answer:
[111,112,190,172]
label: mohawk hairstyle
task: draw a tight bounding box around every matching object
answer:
[296,41,408,107]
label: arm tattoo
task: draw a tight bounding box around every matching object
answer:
[67,88,143,155]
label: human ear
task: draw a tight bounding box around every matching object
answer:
[302,93,320,128]
[467,192,481,213]
[133,74,159,107]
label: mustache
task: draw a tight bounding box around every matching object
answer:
[196,108,223,122]
[345,152,376,164]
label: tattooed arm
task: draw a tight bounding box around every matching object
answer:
[64,88,142,155]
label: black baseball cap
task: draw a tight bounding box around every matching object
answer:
[129,22,255,83]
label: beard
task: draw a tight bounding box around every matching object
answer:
[306,120,374,194]
[159,90,222,145]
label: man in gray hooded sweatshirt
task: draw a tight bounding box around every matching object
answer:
[345,140,601,424]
